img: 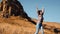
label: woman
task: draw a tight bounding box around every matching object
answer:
[35,8,44,34]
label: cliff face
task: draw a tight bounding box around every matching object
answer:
[0,0,29,18]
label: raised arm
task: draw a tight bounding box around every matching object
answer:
[36,5,38,13]
[42,8,44,14]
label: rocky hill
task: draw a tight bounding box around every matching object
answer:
[0,0,60,34]
[0,0,30,19]
[0,0,36,24]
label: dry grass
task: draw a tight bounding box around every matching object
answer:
[0,16,60,34]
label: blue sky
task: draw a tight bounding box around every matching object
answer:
[19,0,60,23]
[0,0,60,23]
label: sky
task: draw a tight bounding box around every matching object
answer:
[0,0,60,23]
[19,0,60,23]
